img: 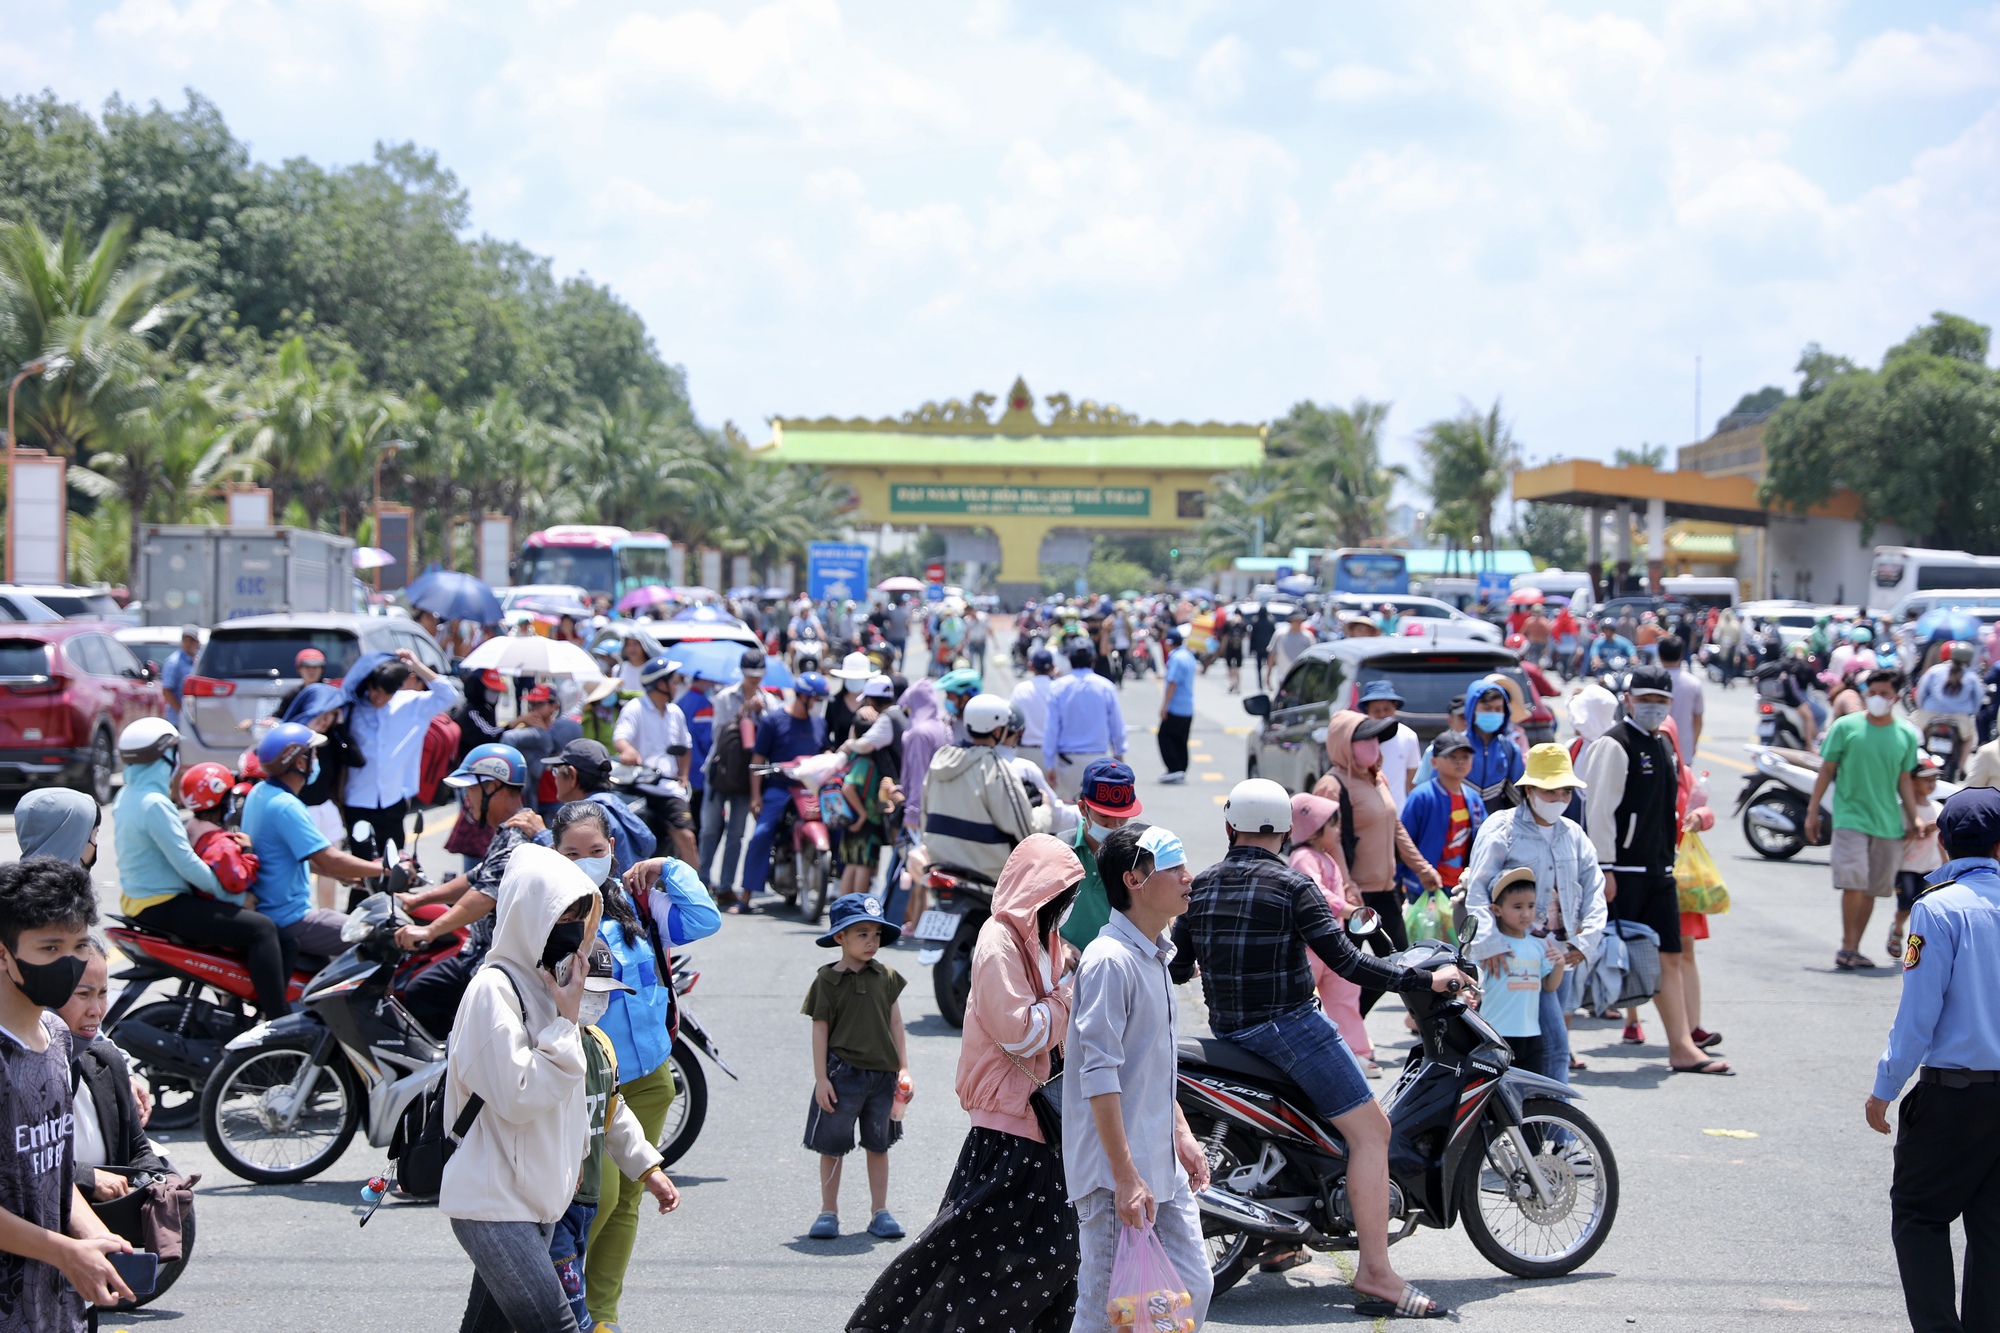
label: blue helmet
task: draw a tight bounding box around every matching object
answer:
[444,742,528,789]
[256,721,325,773]
[793,671,830,698]
[639,654,682,689]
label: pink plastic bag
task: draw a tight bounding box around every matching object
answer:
[1105,1221,1195,1332]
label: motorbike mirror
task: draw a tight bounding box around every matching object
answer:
[350,820,374,846]
[1346,907,1380,937]
[1310,726,1329,746]
[1460,916,1479,946]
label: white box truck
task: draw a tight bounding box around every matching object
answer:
[135,525,355,627]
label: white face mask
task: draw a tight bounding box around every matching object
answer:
[1531,793,1571,823]
[1865,694,1894,718]
[570,854,614,886]
[578,991,610,1027]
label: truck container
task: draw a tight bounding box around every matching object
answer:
[135,525,355,627]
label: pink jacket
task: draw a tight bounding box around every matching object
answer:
[954,834,1082,1143]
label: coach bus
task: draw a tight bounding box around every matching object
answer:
[1869,545,2000,615]
[1328,548,1410,596]
[516,525,675,601]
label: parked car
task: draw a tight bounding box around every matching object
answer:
[1737,600,1824,652]
[1242,640,1529,795]
[0,623,167,802]
[178,613,460,767]
[1324,594,1503,644]
[115,625,206,677]
[0,589,61,622]
[0,584,134,624]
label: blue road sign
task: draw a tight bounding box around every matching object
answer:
[808,542,871,602]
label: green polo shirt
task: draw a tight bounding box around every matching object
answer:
[1059,822,1111,950]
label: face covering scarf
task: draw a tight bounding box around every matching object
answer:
[1349,739,1381,769]
[541,920,590,972]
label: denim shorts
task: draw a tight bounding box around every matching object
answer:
[1219,1001,1373,1121]
[803,1053,903,1156]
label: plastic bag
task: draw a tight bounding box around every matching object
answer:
[1106,1222,1195,1333]
[1403,888,1457,945]
[1674,830,1730,916]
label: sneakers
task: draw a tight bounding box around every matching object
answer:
[1158,771,1188,785]
[808,1212,839,1240]
[868,1209,905,1239]
[1621,1020,1645,1045]
[1690,1028,1724,1049]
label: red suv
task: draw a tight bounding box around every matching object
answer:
[0,623,167,803]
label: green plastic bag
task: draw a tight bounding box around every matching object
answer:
[1404,888,1458,945]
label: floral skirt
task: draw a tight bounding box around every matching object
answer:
[847,1127,1078,1333]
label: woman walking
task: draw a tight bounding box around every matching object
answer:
[849,834,1083,1333]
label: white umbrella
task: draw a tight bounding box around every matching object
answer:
[352,547,397,570]
[460,635,606,682]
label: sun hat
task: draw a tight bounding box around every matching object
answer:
[816,892,902,948]
[1358,680,1405,707]
[1352,714,1397,743]
[1516,743,1588,792]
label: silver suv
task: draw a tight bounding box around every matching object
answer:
[179,613,459,767]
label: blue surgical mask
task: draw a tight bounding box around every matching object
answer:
[570,854,614,887]
[1474,711,1504,734]
[308,755,321,783]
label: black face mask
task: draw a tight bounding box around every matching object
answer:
[8,952,84,1009]
[541,920,589,972]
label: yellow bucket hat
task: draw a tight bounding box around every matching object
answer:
[1518,742,1587,791]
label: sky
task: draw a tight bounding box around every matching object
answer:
[7,0,2000,481]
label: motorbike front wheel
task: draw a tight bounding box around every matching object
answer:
[655,1037,711,1167]
[797,850,831,924]
[1458,1097,1619,1278]
[1741,790,1807,860]
[200,1038,362,1184]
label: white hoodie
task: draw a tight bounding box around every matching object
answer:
[440,843,599,1224]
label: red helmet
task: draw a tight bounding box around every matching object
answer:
[237,748,266,781]
[180,761,235,813]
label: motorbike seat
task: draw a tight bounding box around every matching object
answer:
[1178,1035,1292,1086]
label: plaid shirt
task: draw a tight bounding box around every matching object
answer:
[1171,844,1431,1034]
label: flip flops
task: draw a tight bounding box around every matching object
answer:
[1670,1059,1734,1075]
[1354,1284,1450,1319]
[1259,1250,1312,1274]
[1835,950,1877,970]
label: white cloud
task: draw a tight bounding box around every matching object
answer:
[1192,34,1249,106]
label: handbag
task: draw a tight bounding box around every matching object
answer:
[996,1042,1064,1147]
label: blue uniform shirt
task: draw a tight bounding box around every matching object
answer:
[1164,647,1197,719]
[1042,669,1128,769]
[1873,856,2000,1101]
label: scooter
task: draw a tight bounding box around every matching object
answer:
[910,861,996,1028]
[1735,743,1832,860]
[656,951,737,1166]
[1921,718,1967,782]
[1183,913,1619,1297]
[754,753,843,924]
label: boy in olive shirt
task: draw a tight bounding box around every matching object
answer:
[803,893,911,1242]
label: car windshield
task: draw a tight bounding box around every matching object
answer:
[198,629,361,679]
[519,548,618,598]
[1358,658,1514,714]
[0,640,51,677]
[33,592,121,618]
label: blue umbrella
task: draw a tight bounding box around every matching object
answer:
[1275,574,1317,595]
[727,585,762,599]
[1914,608,1982,644]
[672,640,748,685]
[759,655,796,692]
[407,567,503,624]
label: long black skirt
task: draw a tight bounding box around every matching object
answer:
[847,1126,1078,1333]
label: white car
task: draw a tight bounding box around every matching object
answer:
[1324,594,1503,645]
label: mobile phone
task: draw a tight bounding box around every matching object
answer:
[109,1250,158,1296]
[550,955,572,986]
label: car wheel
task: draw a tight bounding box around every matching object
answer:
[71,727,114,806]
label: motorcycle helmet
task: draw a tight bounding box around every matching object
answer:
[938,668,983,697]
[639,654,683,690]
[256,720,326,775]
[793,672,831,698]
[1225,778,1293,835]
[444,742,529,789]
[236,747,266,781]
[963,693,1013,738]
[1951,641,1974,666]
[118,716,181,768]
[180,761,235,813]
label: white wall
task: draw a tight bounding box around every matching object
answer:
[1762,514,1906,606]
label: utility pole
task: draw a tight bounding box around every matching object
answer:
[1695,353,1703,443]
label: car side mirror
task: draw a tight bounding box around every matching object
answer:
[1243,693,1270,717]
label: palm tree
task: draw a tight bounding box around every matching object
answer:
[1271,398,1403,547]
[1195,466,1297,567]
[0,218,188,457]
[233,337,395,529]
[1418,400,1519,551]
[76,363,250,564]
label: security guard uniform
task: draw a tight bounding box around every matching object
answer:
[1873,787,2000,1332]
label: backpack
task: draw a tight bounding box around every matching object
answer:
[708,706,753,795]
[391,965,524,1200]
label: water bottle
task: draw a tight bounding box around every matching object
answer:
[890,1071,913,1122]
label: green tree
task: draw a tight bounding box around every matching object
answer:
[1268,398,1401,547]
[76,362,246,564]
[1512,503,1585,569]
[1613,443,1667,468]
[1418,400,1519,550]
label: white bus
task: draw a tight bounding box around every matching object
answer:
[1869,546,2000,614]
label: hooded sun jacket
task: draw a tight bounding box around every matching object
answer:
[921,742,1036,884]
[1313,712,1434,896]
[955,834,1082,1143]
[899,680,954,834]
[113,758,225,914]
[1463,679,1527,804]
[439,843,599,1225]
[14,788,97,863]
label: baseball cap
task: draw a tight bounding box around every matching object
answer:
[295,647,325,666]
[1030,647,1055,671]
[861,673,895,699]
[1077,759,1142,818]
[1627,665,1674,696]
[1431,729,1474,757]
[1352,714,1397,743]
[1940,787,2000,854]
[556,738,613,787]
[740,648,768,673]
[522,683,556,704]
[585,941,635,996]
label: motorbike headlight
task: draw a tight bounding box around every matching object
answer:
[340,915,374,943]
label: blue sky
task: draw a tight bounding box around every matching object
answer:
[7,0,2000,481]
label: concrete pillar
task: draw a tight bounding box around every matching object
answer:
[1646,498,1666,595]
[1615,501,1633,596]
[990,516,1048,610]
[1586,507,1602,600]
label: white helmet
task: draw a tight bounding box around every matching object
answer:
[963,693,1013,738]
[119,716,182,767]
[1225,778,1293,834]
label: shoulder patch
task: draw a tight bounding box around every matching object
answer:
[1905,933,1925,970]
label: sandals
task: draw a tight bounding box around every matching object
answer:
[1621,1020,1645,1045]
[1258,1249,1312,1274]
[1886,929,1905,960]
[1354,1284,1450,1319]
[1670,1058,1735,1075]
[1835,950,1877,970]
[1569,1055,1589,1071]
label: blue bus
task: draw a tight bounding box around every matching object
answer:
[1329,549,1410,596]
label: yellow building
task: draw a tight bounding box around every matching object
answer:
[755,378,1265,603]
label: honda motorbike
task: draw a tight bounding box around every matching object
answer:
[1735,743,1832,860]
[911,861,995,1028]
[754,754,842,924]
[656,951,736,1166]
[1183,915,1619,1296]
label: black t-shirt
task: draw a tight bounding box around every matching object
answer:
[0,1014,83,1332]
[462,825,550,958]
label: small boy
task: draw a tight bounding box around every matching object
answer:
[1890,757,1946,963]
[1480,867,1568,1072]
[181,763,260,903]
[802,892,911,1241]
[1398,731,1487,897]
[0,858,136,1329]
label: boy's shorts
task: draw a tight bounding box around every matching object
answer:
[804,1053,902,1156]
[1895,870,1931,912]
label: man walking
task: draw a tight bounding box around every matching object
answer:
[1248,604,1276,691]
[1659,636,1705,765]
[701,648,769,895]
[613,655,698,866]
[1807,668,1928,970]
[1009,647,1058,754]
[1867,787,2000,1333]
[1157,627,1197,785]
[1044,642,1127,801]
[160,624,201,729]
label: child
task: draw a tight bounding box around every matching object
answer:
[1890,757,1946,963]
[802,892,911,1241]
[835,715,887,897]
[1398,730,1487,899]
[1480,867,1568,1073]
[180,762,260,903]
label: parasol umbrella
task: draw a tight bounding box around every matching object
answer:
[352,547,396,570]
[762,586,790,600]
[727,585,762,599]
[876,576,925,593]
[616,584,674,613]
[673,604,736,624]
[406,568,502,623]
[1914,608,1983,644]
[1506,587,1545,606]
[513,594,593,620]
[460,635,605,682]
[758,654,796,692]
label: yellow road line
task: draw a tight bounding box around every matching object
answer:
[1697,748,1755,773]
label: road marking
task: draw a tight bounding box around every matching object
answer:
[1223,726,1251,735]
[1213,795,1228,804]
[1702,1128,1758,1138]
[1201,771,1224,781]
[1697,749,1754,773]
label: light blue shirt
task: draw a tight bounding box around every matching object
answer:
[112,759,223,901]
[241,780,331,928]
[342,676,455,808]
[1479,932,1552,1037]
[1164,647,1197,718]
[1063,910,1185,1202]
[1042,668,1127,768]
[1916,663,1983,715]
[1874,857,2000,1100]
[160,649,195,727]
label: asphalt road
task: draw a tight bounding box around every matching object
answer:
[8,641,1924,1331]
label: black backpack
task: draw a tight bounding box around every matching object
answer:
[391,966,524,1200]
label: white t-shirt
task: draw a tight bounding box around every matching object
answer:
[1010,675,1057,748]
[1669,666,1706,765]
[1379,723,1421,809]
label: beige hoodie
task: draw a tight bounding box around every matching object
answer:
[440,843,600,1224]
[1313,711,1434,896]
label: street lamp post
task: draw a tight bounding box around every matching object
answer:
[372,439,413,590]
[5,358,53,460]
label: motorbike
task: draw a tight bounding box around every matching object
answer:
[1183,913,1619,1296]
[789,638,828,676]
[910,861,996,1028]
[1921,717,1967,782]
[198,834,461,1184]
[754,753,843,924]
[656,951,737,1166]
[1734,743,1832,860]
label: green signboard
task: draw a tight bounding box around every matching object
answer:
[889,483,1150,517]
